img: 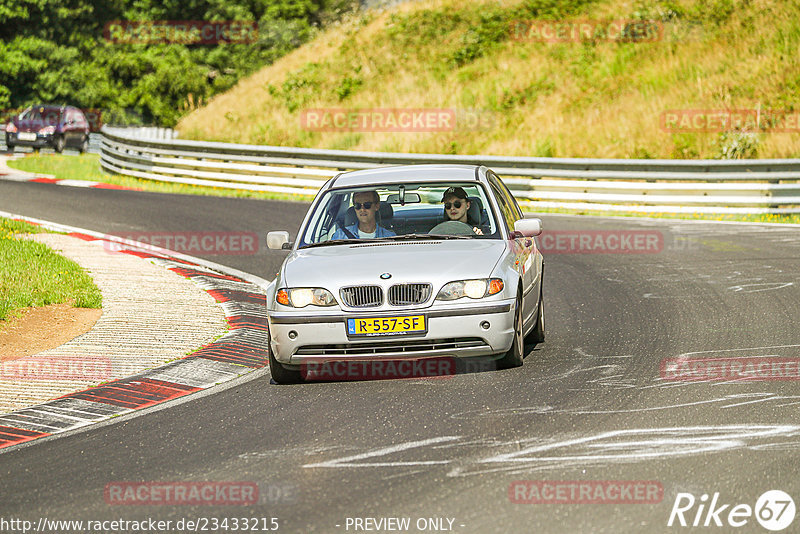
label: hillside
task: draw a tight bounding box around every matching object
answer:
[177,0,800,159]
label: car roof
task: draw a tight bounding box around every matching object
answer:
[29,105,64,111]
[330,164,485,188]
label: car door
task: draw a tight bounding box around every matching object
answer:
[488,171,537,328]
[73,109,89,146]
[64,109,78,147]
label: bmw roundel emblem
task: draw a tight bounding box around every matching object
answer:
[380,273,392,280]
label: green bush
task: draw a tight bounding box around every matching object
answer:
[0,0,360,126]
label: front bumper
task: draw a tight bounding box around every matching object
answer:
[5,133,55,148]
[268,299,517,365]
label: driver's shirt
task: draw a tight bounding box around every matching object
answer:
[331,224,395,240]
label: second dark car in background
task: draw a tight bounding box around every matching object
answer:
[4,105,90,153]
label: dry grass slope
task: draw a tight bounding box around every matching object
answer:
[177,0,800,159]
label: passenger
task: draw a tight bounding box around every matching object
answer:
[441,186,483,235]
[332,190,396,239]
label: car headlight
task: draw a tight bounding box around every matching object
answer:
[276,288,337,308]
[436,278,504,300]
[5,123,17,133]
[38,125,55,135]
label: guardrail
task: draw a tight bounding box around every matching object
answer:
[100,126,800,214]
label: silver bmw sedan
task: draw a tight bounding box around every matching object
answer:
[266,164,544,383]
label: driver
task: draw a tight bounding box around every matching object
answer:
[332,190,396,239]
[442,187,483,235]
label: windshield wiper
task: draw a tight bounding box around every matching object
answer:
[300,239,364,249]
[386,233,471,240]
[301,234,472,249]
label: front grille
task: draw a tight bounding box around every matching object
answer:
[388,283,432,306]
[340,285,383,308]
[295,338,487,356]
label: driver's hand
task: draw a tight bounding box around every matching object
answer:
[473,227,483,235]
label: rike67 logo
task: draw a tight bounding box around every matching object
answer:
[668,490,795,531]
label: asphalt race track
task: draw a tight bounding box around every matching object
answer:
[1,180,799,533]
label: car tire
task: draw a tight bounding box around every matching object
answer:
[497,293,524,369]
[526,272,545,344]
[54,135,65,153]
[78,136,89,154]
[268,328,303,384]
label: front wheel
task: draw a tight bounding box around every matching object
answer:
[497,295,524,369]
[78,136,89,153]
[54,135,65,153]
[268,328,302,384]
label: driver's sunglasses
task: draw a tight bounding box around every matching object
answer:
[353,202,373,210]
[444,201,463,210]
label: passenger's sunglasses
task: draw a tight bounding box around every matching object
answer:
[444,201,463,210]
[353,202,374,210]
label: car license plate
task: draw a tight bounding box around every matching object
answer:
[17,132,36,141]
[346,315,426,337]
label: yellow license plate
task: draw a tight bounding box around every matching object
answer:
[346,315,426,336]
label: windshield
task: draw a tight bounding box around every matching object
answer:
[298,182,500,248]
[18,107,60,126]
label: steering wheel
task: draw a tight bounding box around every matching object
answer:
[428,220,477,236]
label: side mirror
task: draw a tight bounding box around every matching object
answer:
[513,218,542,237]
[267,231,291,250]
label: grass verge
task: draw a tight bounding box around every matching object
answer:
[524,206,800,224]
[6,154,315,203]
[0,217,102,323]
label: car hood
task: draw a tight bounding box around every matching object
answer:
[13,112,62,132]
[282,239,507,287]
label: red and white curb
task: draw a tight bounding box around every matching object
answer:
[0,213,271,452]
[0,155,140,190]
[0,172,139,190]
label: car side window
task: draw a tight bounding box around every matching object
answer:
[490,182,517,233]
[486,174,517,232]
[489,171,523,220]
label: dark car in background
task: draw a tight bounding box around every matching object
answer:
[4,105,90,153]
